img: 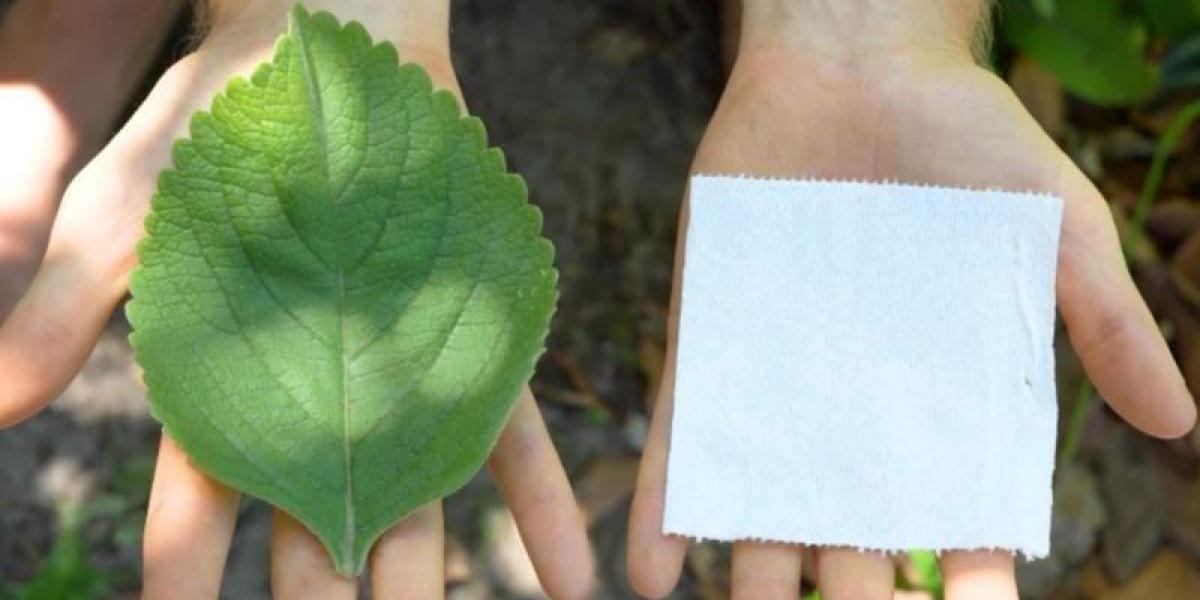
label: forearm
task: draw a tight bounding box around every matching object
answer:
[737,0,993,66]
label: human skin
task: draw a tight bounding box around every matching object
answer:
[0,0,184,314]
[627,1,1198,599]
[0,1,594,598]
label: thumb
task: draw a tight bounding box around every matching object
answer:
[0,53,237,427]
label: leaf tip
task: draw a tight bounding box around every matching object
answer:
[288,3,310,32]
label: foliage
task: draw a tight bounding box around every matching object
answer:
[6,506,112,600]
[998,0,1200,104]
[127,4,556,575]
[1141,0,1200,40]
[899,550,945,598]
[1127,98,1200,252]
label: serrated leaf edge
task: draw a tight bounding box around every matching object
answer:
[127,3,557,575]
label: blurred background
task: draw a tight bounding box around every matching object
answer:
[1,0,1198,598]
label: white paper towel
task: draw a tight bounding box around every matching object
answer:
[663,175,1064,558]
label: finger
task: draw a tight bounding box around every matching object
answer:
[369,501,444,600]
[1057,169,1197,438]
[0,248,122,427]
[627,200,691,599]
[729,542,802,600]
[626,367,687,599]
[488,387,594,600]
[814,548,893,599]
[939,550,1017,600]
[626,398,684,587]
[271,510,357,599]
[143,434,240,600]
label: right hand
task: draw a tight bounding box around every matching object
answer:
[0,2,594,598]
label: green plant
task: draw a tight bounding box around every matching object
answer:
[127,5,556,575]
[1000,0,1159,105]
[6,506,112,600]
[998,0,1200,104]
[1162,36,1200,90]
[1126,98,1200,254]
[899,550,945,598]
[1141,0,1200,40]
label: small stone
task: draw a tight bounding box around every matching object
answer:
[35,456,94,508]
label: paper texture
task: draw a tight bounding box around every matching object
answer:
[664,175,1064,557]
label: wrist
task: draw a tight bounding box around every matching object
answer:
[203,0,451,59]
[736,0,990,70]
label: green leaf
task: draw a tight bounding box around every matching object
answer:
[1001,0,1159,105]
[9,506,112,600]
[1141,0,1200,39]
[1032,0,1057,18]
[1162,35,1200,90]
[905,550,944,597]
[127,4,556,575]
[1125,99,1200,254]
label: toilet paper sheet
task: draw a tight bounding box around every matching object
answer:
[663,175,1064,557]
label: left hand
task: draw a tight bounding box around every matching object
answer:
[627,1,1196,598]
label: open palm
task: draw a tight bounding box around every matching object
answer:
[0,2,593,598]
[629,49,1196,599]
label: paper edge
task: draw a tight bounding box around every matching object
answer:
[668,174,1061,564]
[691,172,1064,202]
[660,530,1049,561]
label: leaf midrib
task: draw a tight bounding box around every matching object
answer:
[293,16,357,566]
